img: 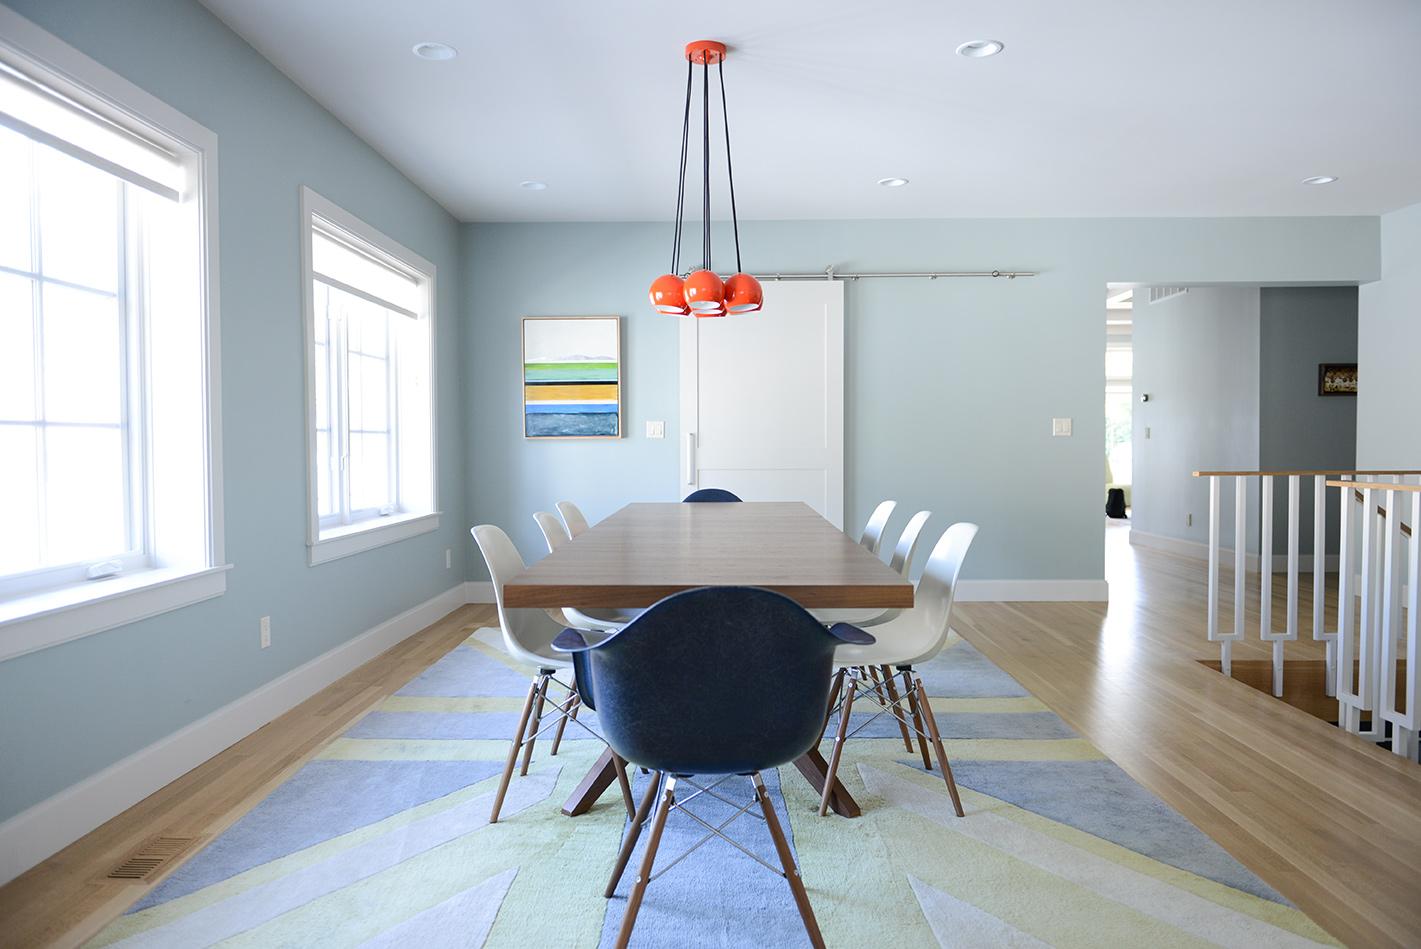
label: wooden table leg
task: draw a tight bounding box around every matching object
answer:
[566,745,862,820]
[562,747,628,817]
[792,749,861,818]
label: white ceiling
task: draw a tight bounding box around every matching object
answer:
[197,0,1421,223]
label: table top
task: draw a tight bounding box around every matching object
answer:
[502,501,915,609]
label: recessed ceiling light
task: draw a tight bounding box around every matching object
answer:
[519,180,547,191]
[877,177,909,188]
[1301,175,1338,185]
[956,40,1004,58]
[412,42,457,61]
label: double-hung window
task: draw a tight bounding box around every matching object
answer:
[0,11,223,658]
[301,187,436,564]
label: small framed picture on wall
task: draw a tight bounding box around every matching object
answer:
[1317,362,1358,397]
[522,316,622,438]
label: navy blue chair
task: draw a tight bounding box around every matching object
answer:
[554,586,870,949]
[682,487,741,502]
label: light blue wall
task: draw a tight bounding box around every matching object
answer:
[464,218,1380,584]
[1358,202,1421,467]
[1130,288,1263,552]
[0,0,467,823]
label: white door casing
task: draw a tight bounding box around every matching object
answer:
[678,280,845,528]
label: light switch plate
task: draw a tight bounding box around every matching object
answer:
[1051,417,1073,437]
[645,420,666,439]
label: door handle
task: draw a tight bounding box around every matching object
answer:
[685,432,696,485]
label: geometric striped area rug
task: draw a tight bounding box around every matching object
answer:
[89,625,1338,948]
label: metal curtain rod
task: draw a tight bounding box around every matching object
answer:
[682,266,1037,280]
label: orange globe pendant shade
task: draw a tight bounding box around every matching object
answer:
[723,272,763,313]
[683,269,725,311]
[648,273,689,315]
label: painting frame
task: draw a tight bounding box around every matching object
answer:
[522,316,622,440]
[1317,362,1357,397]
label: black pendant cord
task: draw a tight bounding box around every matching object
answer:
[718,60,742,274]
[671,59,693,275]
[702,57,711,272]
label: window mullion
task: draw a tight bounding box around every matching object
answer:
[337,309,353,526]
[386,312,399,512]
[27,137,49,570]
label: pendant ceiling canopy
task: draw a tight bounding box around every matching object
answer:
[647,40,762,318]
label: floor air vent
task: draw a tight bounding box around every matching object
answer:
[106,835,200,881]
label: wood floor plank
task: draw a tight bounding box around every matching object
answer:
[0,603,496,949]
[4,523,1419,948]
[953,523,1421,949]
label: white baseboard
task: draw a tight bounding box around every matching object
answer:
[1129,530,1338,572]
[955,579,1109,602]
[0,583,467,888]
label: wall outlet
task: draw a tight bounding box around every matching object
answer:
[1186,513,1193,527]
[259,615,271,649]
[1051,417,1073,437]
[645,420,666,439]
[445,548,452,569]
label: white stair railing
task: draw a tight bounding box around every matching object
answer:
[1194,469,1420,714]
[1329,479,1419,758]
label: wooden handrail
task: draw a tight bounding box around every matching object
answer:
[1326,481,1421,493]
[1328,482,1416,537]
[1193,469,1421,477]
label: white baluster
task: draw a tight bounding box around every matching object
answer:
[1208,475,1223,674]
[1260,475,1273,647]
[1234,476,1246,646]
[1378,487,1403,755]
[1313,475,1335,697]
[1335,480,1358,731]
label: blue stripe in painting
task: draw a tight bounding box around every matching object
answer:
[524,402,617,414]
[526,413,618,437]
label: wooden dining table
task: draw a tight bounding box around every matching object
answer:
[503,501,914,818]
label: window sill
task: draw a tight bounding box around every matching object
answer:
[0,564,231,662]
[309,511,440,566]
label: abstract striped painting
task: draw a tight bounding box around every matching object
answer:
[522,316,621,438]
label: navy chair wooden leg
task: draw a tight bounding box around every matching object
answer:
[615,775,677,949]
[605,771,663,897]
[755,771,826,949]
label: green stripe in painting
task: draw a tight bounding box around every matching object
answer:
[524,368,618,383]
[523,362,618,370]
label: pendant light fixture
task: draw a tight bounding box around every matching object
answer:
[647,40,762,317]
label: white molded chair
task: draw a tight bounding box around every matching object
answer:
[556,500,591,538]
[472,524,634,823]
[818,522,979,819]
[813,510,932,628]
[533,511,642,629]
[859,500,897,555]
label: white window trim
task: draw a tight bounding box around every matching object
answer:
[299,186,438,566]
[0,8,225,661]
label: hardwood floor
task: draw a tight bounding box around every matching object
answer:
[953,521,1421,949]
[3,527,1419,947]
[0,604,497,949]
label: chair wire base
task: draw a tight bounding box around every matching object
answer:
[818,665,965,818]
[607,772,826,949]
[489,669,635,824]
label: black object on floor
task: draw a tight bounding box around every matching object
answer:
[1106,488,1127,519]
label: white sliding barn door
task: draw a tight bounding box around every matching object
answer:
[678,280,845,528]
